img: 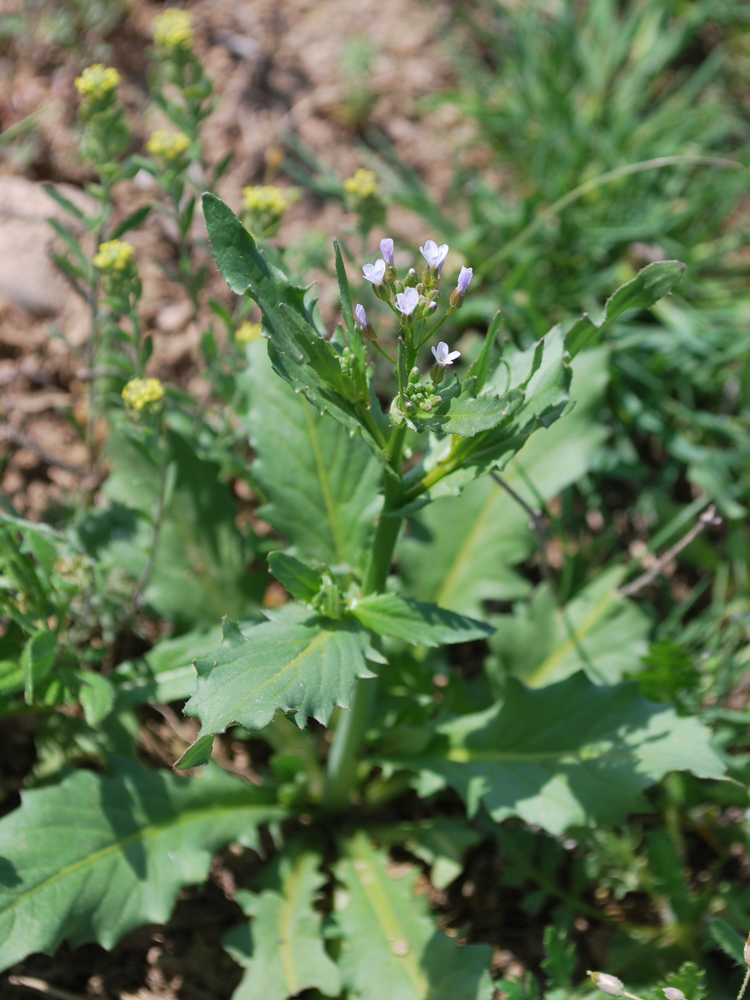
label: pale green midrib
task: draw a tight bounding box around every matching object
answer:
[279,854,309,994]
[436,466,526,608]
[303,404,346,565]
[1,799,275,919]
[528,589,617,687]
[346,834,427,995]
[231,629,333,706]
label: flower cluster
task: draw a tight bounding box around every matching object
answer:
[242,185,295,239]
[75,64,121,100]
[356,236,474,417]
[93,239,139,301]
[146,129,191,163]
[234,321,263,345]
[344,168,378,200]
[121,377,165,415]
[343,168,385,230]
[93,239,135,272]
[358,235,472,347]
[153,8,194,50]
[403,366,442,413]
[74,64,128,168]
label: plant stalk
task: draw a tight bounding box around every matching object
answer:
[320,425,406,811]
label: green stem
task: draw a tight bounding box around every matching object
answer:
[320,679,377,813]
[320,424,406,811]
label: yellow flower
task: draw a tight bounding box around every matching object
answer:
[93,239,135,272]
[153,8,194,49]
[75,64,121,99]
[242,185,289,216]
[235,322,262,344]
[343,168,378,200]
[146,129,191,162]
[121,377,165,413]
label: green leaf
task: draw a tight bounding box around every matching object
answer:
[370,819,481,890]
[114,619,255,706]
[664,962,706,1000]
[268,552,324,604]
[399,347,609,615]
[566,260,686,357]
[223,839,341,1000]
[44,183,88,222]
[403,326,572,509]
[203,193,384,459]
[80,421,258,629]
[709,918,746,965]
[395,672,726,835]
[487,566,650,688]
[22,629,57,704]
[0,757,285,972]
[465,311,501,393]
[47,217,90,269]
[110,204,153,239]
[334,831,493,1000]
[437,379,525,438]
[76,670,115,726]
[183,607,377,742]
[348,593,493,647]
[240,341,381,571]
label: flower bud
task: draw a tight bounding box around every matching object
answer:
[449,266,473,309]
[408,367,421,385]
[588,972,624,997]
[405,268,418,288]
[380,237,396,282]
[663,989,686,1000]
[744,932,750,969]
[355,303,377,341]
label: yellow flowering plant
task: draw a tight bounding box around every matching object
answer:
[241,184,297,239]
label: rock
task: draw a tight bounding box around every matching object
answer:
[0,175,94,317]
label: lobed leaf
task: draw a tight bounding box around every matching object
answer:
[392,672,725,835]
[399,347,609,615]
[0,757,285,972]
[79,422,258,630]
[487,566,650,688]
[183,606,378,744]
[203,193,385,460]
[334,831,493,1000]
[565,259,686,357]
[240,341,381,571]
[223,838,341,1000]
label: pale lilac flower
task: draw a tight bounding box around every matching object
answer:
[395,287,420,317]
[362,259,386,286]
[431,341,461,367]
[379,238,394,267]
[419,239,449,274]
[456,266,473,294]
[663,990,685,1000]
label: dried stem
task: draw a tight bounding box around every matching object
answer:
[618,505,720,598]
